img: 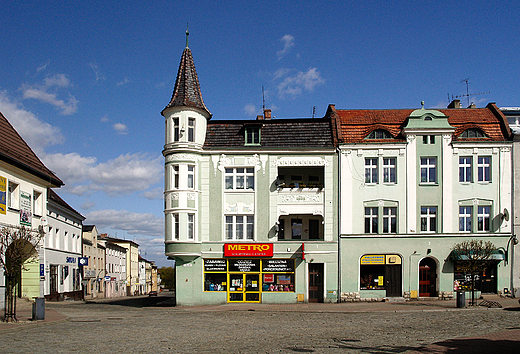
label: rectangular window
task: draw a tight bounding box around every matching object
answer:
[173,118,179,141]
[187,165,194,189]
[478,156,490,182]
[364,207,378,233]
[382,207,397,233]
[8,181,19,209]
[420,157,437,183]
[383,158,396,183]
[225,168,254,190]
[422,135,435,144]
[459,206,472,232]
[246,127,260,145]
[477,206,490,231]
[420,206,437,232]
[291,219,302,239]
[459,157,472,183]
[173,165,179,189]
[225,215,254,240]
[188,118,195,142]
[188,213,194,239]
[174,214,179,240]
[33,190,43,216]
[365,158,378,184]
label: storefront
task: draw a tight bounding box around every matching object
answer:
[359,254,402,297]
[203,243,295,303]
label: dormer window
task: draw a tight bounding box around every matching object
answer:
[365,129,392,139]
[424,116,433,121]
[459,128,487,138]
[245,126,260,145]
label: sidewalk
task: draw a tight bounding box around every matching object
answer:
[0,299,68,332]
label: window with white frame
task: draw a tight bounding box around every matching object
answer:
[245,126,260,145]
[33,190,43,216]
[420,206,437,232]
[291,219,302,239]
[187,165,195,189]
[173,118,180,142]
[173,165,179,189]
[477,206,490,231]
[225,215,254,240]
[382,207,397,233]
[188,118,195,142]
[459,157,472,183]
[364,207,378,233]
[225,168,254,190]
[188,213,195,240]
[420,157,437,183]
[459,206,472,232]
[423,135,435,144]
[8,181,19,209]
[477,156,491,182]
[174,214,179,240]
[383,158,396,184]
[365,158,378,184]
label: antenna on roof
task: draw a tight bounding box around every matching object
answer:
[262,86,265,110]
[448,78,489,107]
[312,106,316,119]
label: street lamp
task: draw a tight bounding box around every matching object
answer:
[505,234,518,265]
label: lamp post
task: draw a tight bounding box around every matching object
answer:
[504,234,518,265]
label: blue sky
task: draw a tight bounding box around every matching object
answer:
[1,0,519,266]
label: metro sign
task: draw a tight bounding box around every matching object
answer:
[224,243,273,257]
[78,257,88,266]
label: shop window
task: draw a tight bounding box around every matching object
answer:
[204,273,227,291]
[360,254,402,293]
[360,264,385,290]
[225,168,254,190]
[454,262,497,293]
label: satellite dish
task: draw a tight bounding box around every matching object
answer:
[503,208,509,222]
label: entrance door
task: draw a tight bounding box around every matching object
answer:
[419,258,437,297]
[228,273,261,303]
[50,265,58,293]
[480,263,497,294]
[385,265,402,297]
[308,263,324,303]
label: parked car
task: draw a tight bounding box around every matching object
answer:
[148,291,158,296]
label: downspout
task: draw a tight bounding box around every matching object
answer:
[510,138,515,296]
[337,147,342,302]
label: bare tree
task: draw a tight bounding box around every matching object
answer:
[452,239,497,306]
[0,225,44,322]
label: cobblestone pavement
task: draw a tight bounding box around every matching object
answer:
[0,296,519,353]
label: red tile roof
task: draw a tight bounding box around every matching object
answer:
[0,111,63,187]
[332,103,511,144]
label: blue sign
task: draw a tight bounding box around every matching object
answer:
[78,257,88,266]
[40,264,44,277]
[66,257,76,263]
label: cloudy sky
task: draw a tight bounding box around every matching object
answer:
[1,0,519,266]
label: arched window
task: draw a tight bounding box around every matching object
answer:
[365,129,392,139]
[459,128,487,138]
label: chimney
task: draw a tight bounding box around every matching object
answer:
[256,115,263,120]
[447,99,461,109]
[264,109,272,120]
[468,103,476,108]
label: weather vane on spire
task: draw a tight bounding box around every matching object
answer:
[186,23,189,48]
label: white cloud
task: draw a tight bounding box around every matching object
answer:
[117,77,130,86]
[277,34,295,59]
[42,152,163,196]
[100,115,109,123]
[275,67,325,98]
[89,62,105,81]
[85,209,164,237]
[0,91,65,154]
[244,104,257,117]
[21,73,78,115]
[141,187,163,200]
[113,123,129,135]
[37,60,51,73]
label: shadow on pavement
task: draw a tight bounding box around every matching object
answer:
[86,295,176,308]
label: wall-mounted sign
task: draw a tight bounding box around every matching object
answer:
[20,191,32,226]
[204,259,227,272]
[66,257,76,263]
[78,257,88,266]
[228,259,260,272]
[360,255,385,265]
[263,274,274,283]
[224,243,273,257]
[84,269,96,278]
[262,259,294,272]
[0,176,6,215]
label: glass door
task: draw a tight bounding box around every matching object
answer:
[228,273,261,303]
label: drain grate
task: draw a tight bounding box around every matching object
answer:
[478,300,502,308]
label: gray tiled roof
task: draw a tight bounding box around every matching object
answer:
[162,47,211,117]
[0,111,63,187]
[48,188,84,220]
[204,118,334,149]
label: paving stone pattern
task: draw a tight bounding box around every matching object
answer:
[0,300,519,353]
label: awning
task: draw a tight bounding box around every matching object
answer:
[449,249,505,261]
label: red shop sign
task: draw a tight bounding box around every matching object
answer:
[224,243,273,257]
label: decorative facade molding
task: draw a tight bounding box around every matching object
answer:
[165,153,201,162]
[217,154,262,173]
[273,156,329,167]
[280,194,322,203]
[224,202,254,214]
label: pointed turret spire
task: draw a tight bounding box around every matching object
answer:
[162,31,211,117]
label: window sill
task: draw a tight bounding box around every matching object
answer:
[419,183,439,186]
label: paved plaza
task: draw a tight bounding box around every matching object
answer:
[0,294,519,353]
